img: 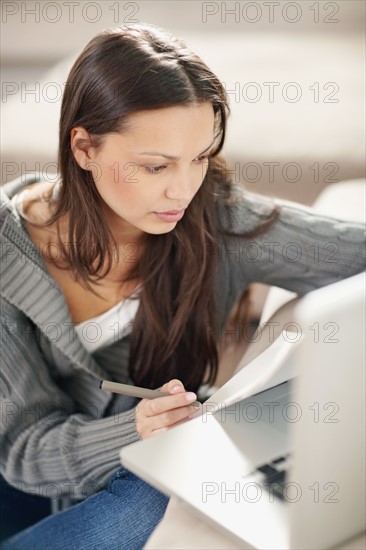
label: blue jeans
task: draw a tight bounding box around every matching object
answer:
[0,474,51,541]
[1,468,169,550]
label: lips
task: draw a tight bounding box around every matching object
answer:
[158,210,183,215]
[154,209,185,223]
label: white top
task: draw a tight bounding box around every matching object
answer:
[74,294,140,353]
[12,184,140,352]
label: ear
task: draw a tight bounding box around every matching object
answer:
[70,127,96,170]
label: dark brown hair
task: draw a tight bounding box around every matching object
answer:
[41,24,277,392]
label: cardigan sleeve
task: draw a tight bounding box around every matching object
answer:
[0,303,141,500]
[216,187,366,303]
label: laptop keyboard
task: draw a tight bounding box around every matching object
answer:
[244,453,292,501]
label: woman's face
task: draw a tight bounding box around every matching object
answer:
[72,103,216,244]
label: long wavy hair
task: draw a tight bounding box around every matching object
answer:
[40,24,277,392]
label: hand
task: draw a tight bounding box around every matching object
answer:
[135,379,200,440]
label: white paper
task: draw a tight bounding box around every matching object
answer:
[202,332,302,413]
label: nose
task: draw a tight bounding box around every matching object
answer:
[165,169,197,204]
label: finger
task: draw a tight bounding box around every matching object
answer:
[145,391,198,418]
[148,404,199,431]
[160,379,185,394]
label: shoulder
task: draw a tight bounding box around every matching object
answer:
[0,185,13,229]
[215,184,277,234]
[1,174,47,234]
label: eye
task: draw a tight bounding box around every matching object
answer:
[144,165,167,175]
[194,154,210,164]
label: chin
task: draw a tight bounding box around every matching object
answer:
[149,226,177,235]
[144,222,178,235]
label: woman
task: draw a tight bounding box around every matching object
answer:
[0,23,365,549]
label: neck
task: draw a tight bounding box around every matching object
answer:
[99,201,145,249]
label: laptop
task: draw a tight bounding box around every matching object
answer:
[120,272,366,550]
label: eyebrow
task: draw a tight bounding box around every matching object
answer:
[136,139,215,160]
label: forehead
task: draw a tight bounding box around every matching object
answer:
[106,103,216,149]
[126,103,215,128]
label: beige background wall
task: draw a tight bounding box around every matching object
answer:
[1,0,365,204]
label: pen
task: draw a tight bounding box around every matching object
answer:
[100,380,201,407]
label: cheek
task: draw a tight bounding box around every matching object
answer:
[193,162,209,192]
[94,161,158,211]
[94,160,137,187]
[115,162,140,186]
[202,160,210,178]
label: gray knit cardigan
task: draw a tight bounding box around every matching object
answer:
[1,176,365,501]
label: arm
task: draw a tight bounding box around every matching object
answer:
[218,188,366,296]
[1,303,199,499]
[0,303,141,499]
